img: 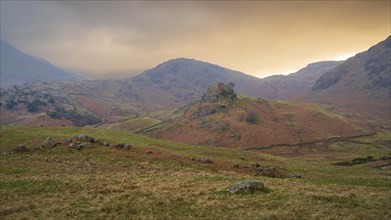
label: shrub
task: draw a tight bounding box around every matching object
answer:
[246,111,259,124]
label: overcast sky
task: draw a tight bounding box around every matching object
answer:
[1,1,390,79]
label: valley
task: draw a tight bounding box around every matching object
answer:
[0,22,390,220]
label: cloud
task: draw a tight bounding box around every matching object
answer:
[1,1,390,78]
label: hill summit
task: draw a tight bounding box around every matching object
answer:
[201,82,237,103]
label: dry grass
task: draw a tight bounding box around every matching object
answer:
[0,126,390,219]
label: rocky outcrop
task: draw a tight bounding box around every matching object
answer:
[42,137,58,149]
[201,82,236,103]
[74,134,95,143]
[226,180,265,193]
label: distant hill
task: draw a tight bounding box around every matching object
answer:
[145,83,369,148]
[1,35,389,127]
[307,36,391,120]
[257,61,343,99]
[130,58,266,108]
[0,39,81,85]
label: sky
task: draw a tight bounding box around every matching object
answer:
[1,1,390,79]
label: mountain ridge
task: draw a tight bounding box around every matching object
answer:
[0,39,81,85]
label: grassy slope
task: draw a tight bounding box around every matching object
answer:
[98,117,162,133]
[0,126,390,219]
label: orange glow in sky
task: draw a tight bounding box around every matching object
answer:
[1,1,390,79]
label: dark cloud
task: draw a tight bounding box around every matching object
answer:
[1,1,390,78]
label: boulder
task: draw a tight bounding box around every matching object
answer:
[115,143,125,148]
[80,142,92,148]
[14,144,29,153]
[69,143,82,150]
[254,166,285,178]
[226,180,265,193]
[42,137,58,149]
[74,134,95,143]
[123,144,131,150]
[145,150,153,154]
[63,138,72,144]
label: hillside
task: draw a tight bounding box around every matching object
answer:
[0,40,81,85]
[0,58,341,127]
[306,36,391,120]
[146,83,370,148]
[1,37,388,128]
[258,61,343,99]
[1,125,390,219]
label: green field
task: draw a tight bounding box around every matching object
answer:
[0,126,390,219]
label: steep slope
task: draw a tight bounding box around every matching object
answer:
[146,83,370,148]
[0,40,80,85]
[307,36,391,120]
[258,61,343,99]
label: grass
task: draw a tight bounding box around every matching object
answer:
[110,117,162,132]
[0,125,390,219]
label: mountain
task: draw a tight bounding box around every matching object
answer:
[0,39,81,85]
[130,58,266,108]
[257,61,343,99]
[307,36,391,120]
[145,83,370,148]
[0,58,268,126]
[1,39,388,128]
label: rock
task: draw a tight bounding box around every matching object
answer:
[69,143,82,150]
[291,173,303,178]
[74,134,95,143]
[123,144,131,150]
[239,156,246,160]
[2,151,13,156]
[79,142,92,148]
[255,167,285,178]
[201,82,236,103]
[115,144,125,148]
[63,138,72,144]
[42,137,58,149]
[226,180,265,193]
[145,150,153,154]
[14,144,29,153]
[199,158,213,164]
[103,142,109,147]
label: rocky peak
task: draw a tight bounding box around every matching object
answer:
[201,82,236,103]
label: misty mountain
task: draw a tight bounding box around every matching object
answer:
[308,35,391,119]
[0,39,81,85]
[1,33,389,127]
